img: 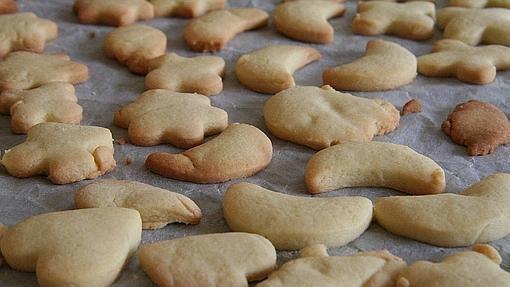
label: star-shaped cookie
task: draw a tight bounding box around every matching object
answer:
[73,0,154,26]
[149,0,226,17]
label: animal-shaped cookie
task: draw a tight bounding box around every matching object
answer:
[0,52,89,92]
[223,182,372,250]
[437,8,510,46]
[149,0,226,17]
[235,45,321,94]
[352,1,436,40]
[449,0,510,7]
[146,123,272,183]
[306,141,446,195]
[375,173,510,247]
[272,0,346,43]
[139,233,277,287]
[114,89,228,148]
[0,0,16,14]
[104,24,167,75]
[0,208,141,287]
[73,0,154,26]
[0,83,82,134]
[263,85,400,150]
[76,179,202,229]
[1,122,116,184]
[145,53,225,96]
[323,40,417,91]
[184,8,269,52]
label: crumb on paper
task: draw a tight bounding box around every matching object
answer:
[115,137,127,145]
[402,99,422,115]
[89,31,96,39]
[125,157,133,165]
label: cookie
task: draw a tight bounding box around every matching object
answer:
[375,173,510,247]
[75,179,202,229]
[0,52,89,92]
[184,8,269,52]
[235,45,321,94]
[449,0,510,8]
[442,100,510,156]
[114,89,228,148]
[104,24,167,75]
[306,141,446,195]
[73,0,154,26]
[323,40,417,91]
[272,0,346,43]
[0,208,141,287]
[0,13,57,58]
[0,0,16,14]
[0,223,5,267]
[149,0,226,17]
[0,83,82,134]
[437,8,510,46]
[402,99,422,115]
[146,123,272,183]
[418,39,510,84]
[145,53,225,96]
[352,1,436,40]
[1,122,116,184]
[139,233,277,287]
[263,85,400,150]
[223,182,372,250]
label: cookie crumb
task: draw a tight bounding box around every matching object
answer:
[125,157,133,165]
[115,137,127,145]
[402,99,422,115]
[89,31,96,39]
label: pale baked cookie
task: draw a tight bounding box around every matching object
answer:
[353,1,436,40]
[323,40,417,91]
[139,233,277,287]
[223,182,372,250]
[76,179,201,229]
[263,85,400,150]
[184,8,269,52]
[104,24,166,75]
[0,13,57,58]
[375,173,510,247]
[305,141,446,195]
[145,53,225,96]
[272,0,346,43]
[0,0,16,14]
[235,45,321,94]
[146,123,272,183]
[0,52,89,92]
[149,0,226,17]
[73,0,154,26]
[0,223,5,267]
[0,208,141,287]
[437,8,510,46]
[114,89,228,148]
[449,0,510,8]
[1,122,116,184]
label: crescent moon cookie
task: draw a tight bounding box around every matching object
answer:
[448,0,510,8]
[0,0,16,14]
[323,40,417,91]
[73,0,154,26]
[235,45,321,94]
[263,85,400,150]
[149,0,226,17]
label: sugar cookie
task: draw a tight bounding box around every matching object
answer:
[402,99,422,115]
[0,0,16,14]
[73,0,154,26]
[149,0,226,17]
[0,223,5,266]
[449,0,510,8]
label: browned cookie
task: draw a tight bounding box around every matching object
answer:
[442,100,510,156]
[0,0,16,14]
[402,99,422,115]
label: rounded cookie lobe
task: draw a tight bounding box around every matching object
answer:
[73,0,154,26]
[149,0,226,17]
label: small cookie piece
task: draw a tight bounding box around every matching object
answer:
[114,89,228,148]
[449,0,510,8]
[323,40,417,91]
[184,8,269,52]
[402,99,422,115]
[0,13,57,58]
[306,141,446,195]
[139,233,277,287]
[76,179,202,229]
[145,53,225,96]
[442,100,510,156]
[73,0,154,26]
[263,85,400,150]
[0,208,141,287]
[146,123,272,183]
[104,24,167,75]
[149,0,226,17]
[418,39,510,84]
[1,122,116,184]
[235,45,321,94]
[272,0,346,43]
[353,1,436,40]
[0,0,16,14]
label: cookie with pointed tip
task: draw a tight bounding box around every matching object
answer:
[323,40,417,91]
[263,85,400,150]
[236,45,321,94]
[184,8,269,52]
[149,0,226,17]
[114,89,228,148]
[73,0,154,26]
[272,0,345,43]
[140,233,277,287]
[145,53,225,96]
[0,0,16,14]
[146,123,272,183]
[449,0,510,8]
[353,1,435,40]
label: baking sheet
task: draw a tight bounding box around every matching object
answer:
[1,0,510,285]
